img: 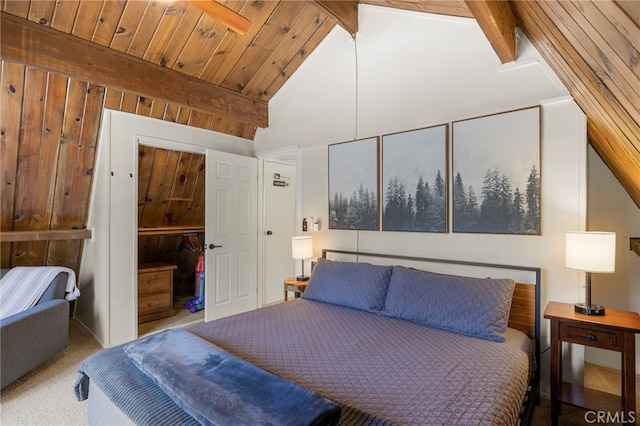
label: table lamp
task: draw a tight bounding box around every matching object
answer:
[292,236,313,281]
[565,231,616,315]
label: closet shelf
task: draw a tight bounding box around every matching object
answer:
[138,226,205,236]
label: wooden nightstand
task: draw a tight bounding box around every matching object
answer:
[284,277,309,301]
[544,301,640,425]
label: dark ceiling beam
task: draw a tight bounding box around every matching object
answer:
[0,12,268,128]
[465,0,516,63]
[314,1,359,36]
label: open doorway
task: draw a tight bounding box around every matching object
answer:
[137,144,206,336]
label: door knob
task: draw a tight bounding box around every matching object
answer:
[208,244,223,249]
[266,230,273,235]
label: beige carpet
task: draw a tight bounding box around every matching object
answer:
[0,320,100,425]
[1,320,637,425]
[138,297,205,337]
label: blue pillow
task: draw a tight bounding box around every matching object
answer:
[301,258,392,312]
[384,266,515,342]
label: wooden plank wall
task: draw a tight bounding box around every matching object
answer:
[137,146,206,298]
[0,61,103,272]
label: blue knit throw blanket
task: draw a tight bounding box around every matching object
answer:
[123,328,341,426]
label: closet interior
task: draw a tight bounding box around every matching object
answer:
[137,145,206,335]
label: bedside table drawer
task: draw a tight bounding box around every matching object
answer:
[138,270,172,294]
[559,323,621,351]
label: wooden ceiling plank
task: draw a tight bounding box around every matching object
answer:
[222,1,308,92]
[176,106,192,125]
[179,3,249,78]
[465,0,516,63]
[314,1,358,36]
[136,95,153,117]
[360,0,473,19]
[108,0,149,53]
[199,0,279,85]
[588,122,640,207]
[163,103,180,123]
[264,17,336,102]
[614,0,640,25]
[187,0,251,35]
[1,12,268,128]
[91,0,127,47]
[242,4,330,99]
[558,2,640,105]
[152,2,204,69]
[150,100,168,120]
[541,1,640,129]
[71,0,103,40]
[2,0,29,18]
[513,1,640,208]
[104,87,124,110]
[143,1,190,64]
[50,0,80,33]
[127,0,170,58]
[592,1,640,59]
[121,92,138,114]
[515,1,638,144]
[27,0,56,27]
[174,11,228,77]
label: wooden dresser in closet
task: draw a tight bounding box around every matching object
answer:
[138,263,177,323]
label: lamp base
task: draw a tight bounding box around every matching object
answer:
[296,275,309,282]
[574,303,605,316]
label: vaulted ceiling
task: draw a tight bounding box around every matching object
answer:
[1,0,639,271]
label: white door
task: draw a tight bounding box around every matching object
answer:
[205,150,258,321]
[263,161,296,305]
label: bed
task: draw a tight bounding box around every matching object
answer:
[75,250,540,426]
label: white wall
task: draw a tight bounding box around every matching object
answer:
[586,147,640,371]
[77,110,254,347]
[254,5,590,396]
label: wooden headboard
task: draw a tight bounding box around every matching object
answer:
[321,249,541,368]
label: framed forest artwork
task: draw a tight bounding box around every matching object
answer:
[452,106,541,235]
[328,137,379,230]
[382,125,447,232]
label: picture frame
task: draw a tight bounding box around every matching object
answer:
[328,137,379,230]
[452,106,541,235]
[382,125,447,232]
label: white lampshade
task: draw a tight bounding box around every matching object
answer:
[565,231,616,273]
[291,236,313,260]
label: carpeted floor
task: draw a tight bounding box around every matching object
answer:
[1,319,636,425]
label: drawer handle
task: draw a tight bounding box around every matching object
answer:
[584,333,597,341]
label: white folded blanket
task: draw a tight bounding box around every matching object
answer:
[0,266,79,320]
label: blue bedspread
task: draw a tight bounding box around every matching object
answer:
[76,328,341,426]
